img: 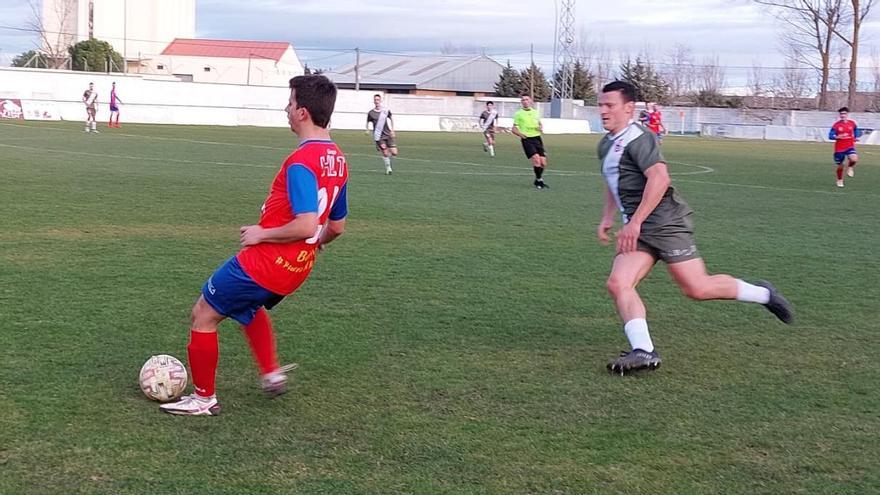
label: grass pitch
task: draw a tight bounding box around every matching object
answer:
[1,121,878,494]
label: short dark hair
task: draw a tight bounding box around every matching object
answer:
[838,106,849,113]
[486,101,494,105]
[602,80,636,103]
[289,75,337,128]
[374,93,382,99]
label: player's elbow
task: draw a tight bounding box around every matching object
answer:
[327,219,346,237]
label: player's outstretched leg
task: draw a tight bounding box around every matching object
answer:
[754,280,794,324]
[607,348,662,375]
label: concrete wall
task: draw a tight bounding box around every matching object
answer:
[0,68,588,133]
[11,67,879,141]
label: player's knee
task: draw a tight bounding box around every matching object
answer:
[850,155,859,165]
[390,149,398,156]
[606,274,632,298]
[190,298,218,329]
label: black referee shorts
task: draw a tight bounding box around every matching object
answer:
[521,136,545,158]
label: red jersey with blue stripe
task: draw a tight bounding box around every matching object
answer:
[647,111,662,133]
[830,119,859,152]
[237,139,348,295]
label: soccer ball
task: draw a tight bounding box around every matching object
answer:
[139,354,188,402]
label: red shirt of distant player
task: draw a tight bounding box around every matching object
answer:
[831,119,858,152]
[236,140,348,295]
[646,111,663,134]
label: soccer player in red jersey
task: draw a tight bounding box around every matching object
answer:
[645,103,666,143]
[829,106,860,187]
[108,82,123,128]
[160,75,349,416]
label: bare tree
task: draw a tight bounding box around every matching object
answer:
[754,0,843,109]
[772,52,811,98]
[696,55,726,93]
[663,43,695,98]
[576,29,614,91]
[872,47,880,91]
[748,59,768,96]
[26,0,78,69]
[831,0,877,108]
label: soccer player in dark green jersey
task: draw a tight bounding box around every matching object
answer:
[596,81,793,375]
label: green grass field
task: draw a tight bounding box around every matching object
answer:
[1,120,878,494]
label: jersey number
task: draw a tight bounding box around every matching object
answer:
[305,186,340,245]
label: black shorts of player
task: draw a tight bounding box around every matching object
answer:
[521,136,545,158]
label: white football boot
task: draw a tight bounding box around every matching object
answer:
[159,393,220,416]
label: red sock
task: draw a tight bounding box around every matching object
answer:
[242,308,279,375]
[188,330,219,397]
[837,166,844,180]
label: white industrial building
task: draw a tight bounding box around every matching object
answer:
[41,0,195,68]
[330,54,504,96]
[146,39,304,86]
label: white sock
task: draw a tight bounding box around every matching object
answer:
[489,145,495,156]
[735,279,770,304]
[623,318,654,352]
[383,156,391,168]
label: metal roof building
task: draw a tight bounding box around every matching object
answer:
[329,54,504,96]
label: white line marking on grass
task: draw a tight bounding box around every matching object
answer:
[0,143,276,169]
[1,122,716,177]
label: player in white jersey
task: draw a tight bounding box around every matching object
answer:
[479,101,498,157]
[82,82,98,133]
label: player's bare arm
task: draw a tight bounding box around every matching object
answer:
[616,162,671,254]
[511,124,524,139]
[318,218,346,247]
[239,213,319,246]
[598,187,617,245]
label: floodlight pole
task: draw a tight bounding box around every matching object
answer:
[354,47,361,91]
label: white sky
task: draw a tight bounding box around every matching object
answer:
[3,0,879,89]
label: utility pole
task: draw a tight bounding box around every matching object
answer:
[354,47,361,91]
[123,0,127,72]
[530,43,535,98]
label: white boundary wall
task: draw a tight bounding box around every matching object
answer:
[0,68,589,134]
[6,67,879,142]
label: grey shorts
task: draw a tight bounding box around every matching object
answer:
[375,137,397,151]
[636,216,699,264]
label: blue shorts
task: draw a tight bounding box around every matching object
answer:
[201,256,284,325]
[110,105,119,112]
[834,148,857,164]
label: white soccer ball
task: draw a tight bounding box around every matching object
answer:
[139,354,188,402]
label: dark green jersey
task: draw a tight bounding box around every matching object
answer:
[598,122,692,228]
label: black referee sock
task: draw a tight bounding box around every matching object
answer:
[533,166,544,180]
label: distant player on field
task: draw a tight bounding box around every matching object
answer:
[512,94,549,189]
[645,103,666,143]
[367,94,397,174]
[829,106,860,188]
[108,82,123,128]
[596,81,793,375]
[82,82,98,133]
[160,75,349,416]
[479,101,498,157]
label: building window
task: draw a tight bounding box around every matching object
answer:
[157,64,164,70]
[204,67,211,72]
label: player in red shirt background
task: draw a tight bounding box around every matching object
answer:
[829,106,860,188]
[646,103,666,144]
[161,75,349,416]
